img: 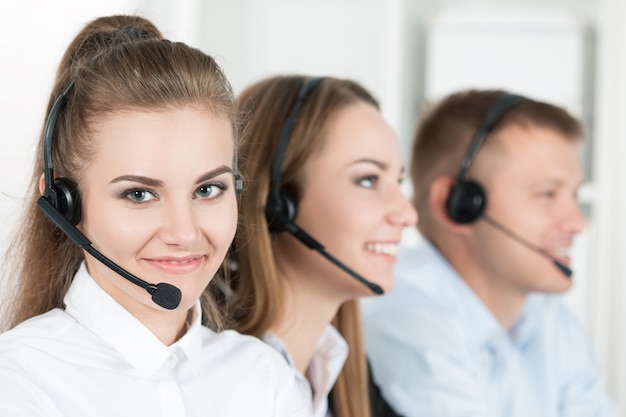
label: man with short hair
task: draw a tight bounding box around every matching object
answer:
[362,89,620,417]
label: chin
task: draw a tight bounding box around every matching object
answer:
[540,272,574,294]
[357,273,394,297]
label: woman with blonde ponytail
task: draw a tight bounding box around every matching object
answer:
[0,15,307,416]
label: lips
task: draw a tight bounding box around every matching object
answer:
[144,255,204,274]
[546,247,572,266]
[551,254,571,266]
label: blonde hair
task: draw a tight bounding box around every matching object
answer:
[3,15,237,330]
[227,75,377,417]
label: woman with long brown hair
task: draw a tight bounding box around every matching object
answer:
[227,75,418,417]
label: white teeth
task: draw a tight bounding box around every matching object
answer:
[164,259,192,264]
[366,243,398,256]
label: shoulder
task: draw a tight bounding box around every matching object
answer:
[200,327,288,362]
[0,309,86,397]
[199,327,297,385]
[0,309,82,358]
[525,294,599,365]
[199,328,309,416]
[526,296,619,414]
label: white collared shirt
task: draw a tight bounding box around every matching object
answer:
[264,325,349,417]
[0,263,309,417]
[362,239,621,417]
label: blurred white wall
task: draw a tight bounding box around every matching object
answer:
[0,0,136,311]
[1,0,624,412]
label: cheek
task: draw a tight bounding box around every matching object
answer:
[299,194,374,252]
[514,207,554,240]
[489,196,549,236]
[198,198,238,248]
[80,198,158,256]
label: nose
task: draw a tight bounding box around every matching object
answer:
[562,196,586,234]
[159,199,200,248]
[387,185,418,228]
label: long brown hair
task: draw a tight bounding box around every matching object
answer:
[228,75,377,417]
[2,15,237,330]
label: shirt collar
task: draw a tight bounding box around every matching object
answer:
[64,262,202,376]
[510,296,540,349]
[174,300,203,364]
[265,324,348,412]
[306,325,349,410]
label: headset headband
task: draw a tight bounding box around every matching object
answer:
[42,81,75,197]
[268,77,325,201]
[456,93,528,181]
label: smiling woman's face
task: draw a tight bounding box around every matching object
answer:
[273,102,418,298]
[77,107,238,317]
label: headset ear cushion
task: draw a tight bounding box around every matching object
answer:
[234,174,244,196]
[265,188,297,234]
[446,180,486,224]
[52,177,82,225]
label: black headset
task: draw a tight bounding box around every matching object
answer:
[40,81,83,225]
[445,93,529,224]
[264,77,325,233]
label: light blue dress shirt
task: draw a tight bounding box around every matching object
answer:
[362,240,621,417]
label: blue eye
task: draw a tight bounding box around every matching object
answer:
[195,183,225,199]
[358,176,378,189]
[122,189,156,203]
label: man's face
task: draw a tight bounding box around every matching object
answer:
[469,124,585,296]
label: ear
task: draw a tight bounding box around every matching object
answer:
[38,173,46,195]
[429,175,473,235]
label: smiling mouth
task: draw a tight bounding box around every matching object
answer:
[546,247,572,264]
[144,256,204,274]
[365,242,398,256]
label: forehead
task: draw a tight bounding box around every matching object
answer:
[88,107,234,173]
[475,124,583,185]
[309,102,402,169]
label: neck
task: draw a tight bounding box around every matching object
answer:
[132,306,191,345]
[271,270,343,375]
[464,276,527,329]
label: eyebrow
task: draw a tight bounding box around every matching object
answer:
[527,178,586,192]
[349,158,406,175]
[350,158,388,170]
[110,165,234,186]
[195,166,234,184]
